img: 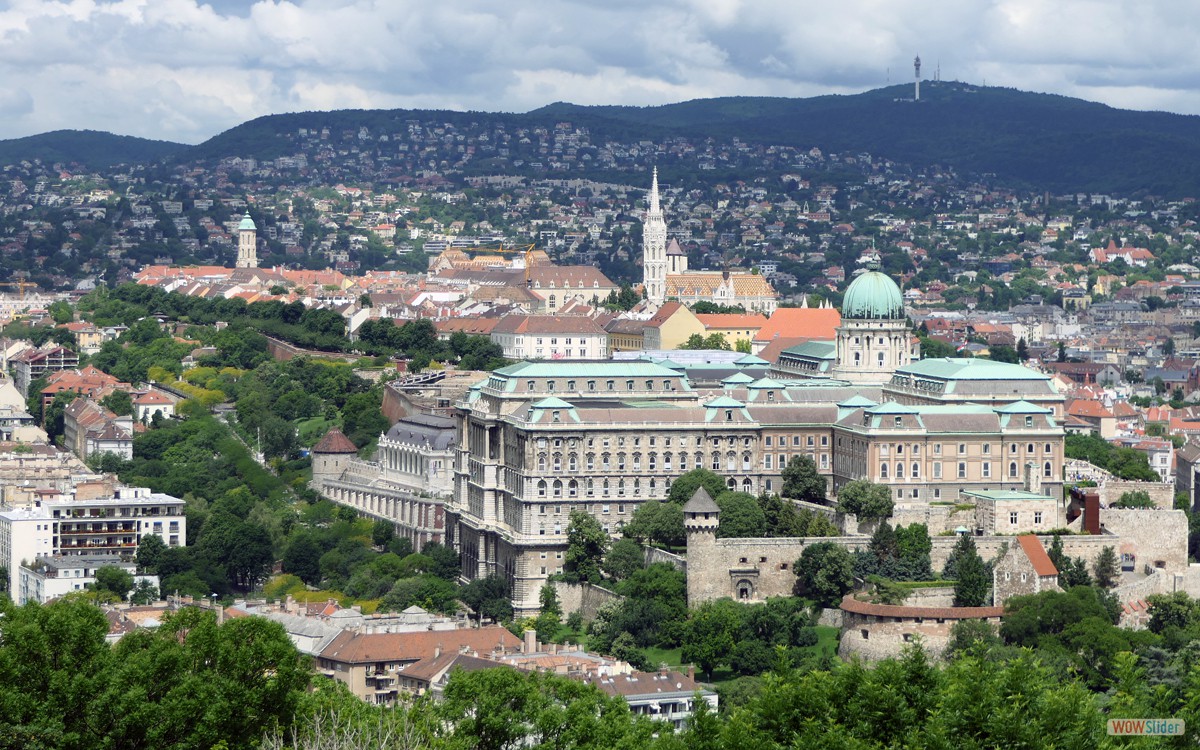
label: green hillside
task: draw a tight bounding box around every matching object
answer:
[0,129,187,169]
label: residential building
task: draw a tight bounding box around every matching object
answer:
[642,302,704,351]
[489,315,608,360]
[18,555,158,604]
[0,486,185,598]
[11,345,79,396]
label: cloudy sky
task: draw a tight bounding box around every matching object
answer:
[0,0,1197,144]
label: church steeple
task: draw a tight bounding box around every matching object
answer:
[642,168,668,307]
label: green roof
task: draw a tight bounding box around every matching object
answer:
[783,340,837,359]
[721,372,755,384]
[898,358,1050,381]
[735,354,770,365]
[705,396,745,408]
[531,397,575,409]
[747,377,786,389]
[841,262,905,319]
[838,394,878,407]
[994,400,1054,414]
[238,212,256,231]
[866,401,918,414]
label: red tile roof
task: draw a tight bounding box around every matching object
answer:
[753,307,841,343]
[1018,534,1059,577]
[312,427,358,454]
[319,625,521,664]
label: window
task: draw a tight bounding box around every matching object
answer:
[912,444,920,456]
[1027,443,1035,454]
[912,462,920,478]
[933,462,942,479]
[895,463,904,479]
[606,380,614,391]
[897,444,904,455]
[538,481,547,497]
[880,463,889,478]
[934,443,942,455]
[567,380,575,391]
[1034,511,1043,524]
[547,381,555,392]
[821,454,828,469]
[982,462,991,478]
[807,435,815,447]
[1009,462,1018,478]
[764,455,773,469]
[1025,416,1034,428]
[1044,461,1053,478]
[934,489,941,499]
[587,380,596,391]
[957,462,966,479]
[1044,443,1053,454]
[1010,443,1018,454]
[821,436,829,447]
[793,436,802,446]
[1010,511,1018,525]
[765,436,773,447]
[983,444,991,455]
[958,444,966,455]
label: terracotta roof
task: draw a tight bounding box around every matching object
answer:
[754,308,841,343]
[840,595,1004,619]
[318,625,521,664]
[1018,534,1059,577]
[647,301,687,326]
[694,313,769,330]
[312,427,358,454]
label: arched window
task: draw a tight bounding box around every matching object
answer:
[537,480,547,497]
[895,463,904,479]
[742,452,752,471]
[1009,462,1018,478]
[912,462,920,478]
[568,480,578,497]
[1044,461,1053,478]
[552,453,562,472]
[617,453,626,471]
[1010,443,1018,454]
[586,453,595,471]
[552,480,562,497]
[568,453,578,472]
[602,453,611,470]
[727,453,737,471]
[538,453,547,472]
[586,479,594,496]
[632,453,642,471]
[618,479,626,496]
[602,479,610,496]
[648,453,657,471]
[1027,443,1035,453]
[726,477,737,489]
[633,479,641,495]
[880,463,889,478]
[742,477,753,493]
[712,453,721,470]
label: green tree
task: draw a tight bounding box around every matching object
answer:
[681,599,744,678]
[780,455,826,503]
[837,479,894,521]
[460,576,513,624]
[715,491,767,538]
[93,566,135,600]
[129,579,159,605]
[48,300,73,324]
[1093,545,1120,588]
[987,344,1019,363]
[667,469,727,506]
[371,519,395,548]
[282,532,323,585]
[100,390,133,417]
[1114,490,1156,508]
[794,541,855,607]
[564,511,608,584]
[603,537,645,582]
[951,536,989,607]
[135,533,166,573]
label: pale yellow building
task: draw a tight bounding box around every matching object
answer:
[643,302,704,350]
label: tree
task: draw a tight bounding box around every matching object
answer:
[460,576,513,624]
[952,536,989,607]
[1017,337,1029,361]
[837,480,894,521]
[1093,545,1120,588]
[603,537,645,582]
[129,579,159,605]
[1057,341,1067,362]
[623,500,684,548]
[282,532,323,585]
[681,599,744,678]
[794,541,855,607]
[781,455,826,503]
[667,469,727,506]
[371,519,395,548]
[988,344,1019,363]
[135,533,166,573]
[1114,490,1156,508]
[100,390,133,417]
[714,491,767,538]
[93,566,135,600]
[564,511,608,584]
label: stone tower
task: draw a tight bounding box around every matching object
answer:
[683,487,720,604]
[310,427,358,487]
[236,211,258,268]
[642,168,667,307]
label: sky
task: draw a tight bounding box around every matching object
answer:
[1,0,1199,144]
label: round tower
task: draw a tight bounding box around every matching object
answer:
[310,427,358,486]
[683,487,720,541]
[236,211,258,269]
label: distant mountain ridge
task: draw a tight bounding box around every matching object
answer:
[6,83,1200,196]
[0,130,187,170]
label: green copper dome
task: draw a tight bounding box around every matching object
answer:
[841,259,905,319]
[238,212,256,231]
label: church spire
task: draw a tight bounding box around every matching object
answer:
[649,167,661,215]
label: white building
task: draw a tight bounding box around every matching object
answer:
[18,555,159,604]
[489,315,609,360]
[0,487,185,598]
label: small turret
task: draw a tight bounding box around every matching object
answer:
[683,487,720,540]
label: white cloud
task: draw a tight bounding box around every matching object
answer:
[0,0,1198,143]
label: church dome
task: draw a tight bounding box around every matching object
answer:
[238,212,256,231]
[841,259,905,319]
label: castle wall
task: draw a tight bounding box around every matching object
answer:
[551,581,623,621]
[1100,508,1189,573]
[1101,481,1176,510]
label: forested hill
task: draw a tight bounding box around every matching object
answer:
[178,82,1200,196]
[9,83,1200,195]
[0,130,187,170]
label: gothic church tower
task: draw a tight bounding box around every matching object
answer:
[642,168,667,307]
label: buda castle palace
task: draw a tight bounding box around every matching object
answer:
[441,174,1066,614]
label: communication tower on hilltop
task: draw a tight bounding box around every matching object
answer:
[914,55,922,101]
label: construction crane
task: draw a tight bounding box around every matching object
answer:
[0,280,37,300]
[467,244,539,286]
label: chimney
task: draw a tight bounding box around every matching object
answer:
[434,645,442,659]
[523,629,537,653]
